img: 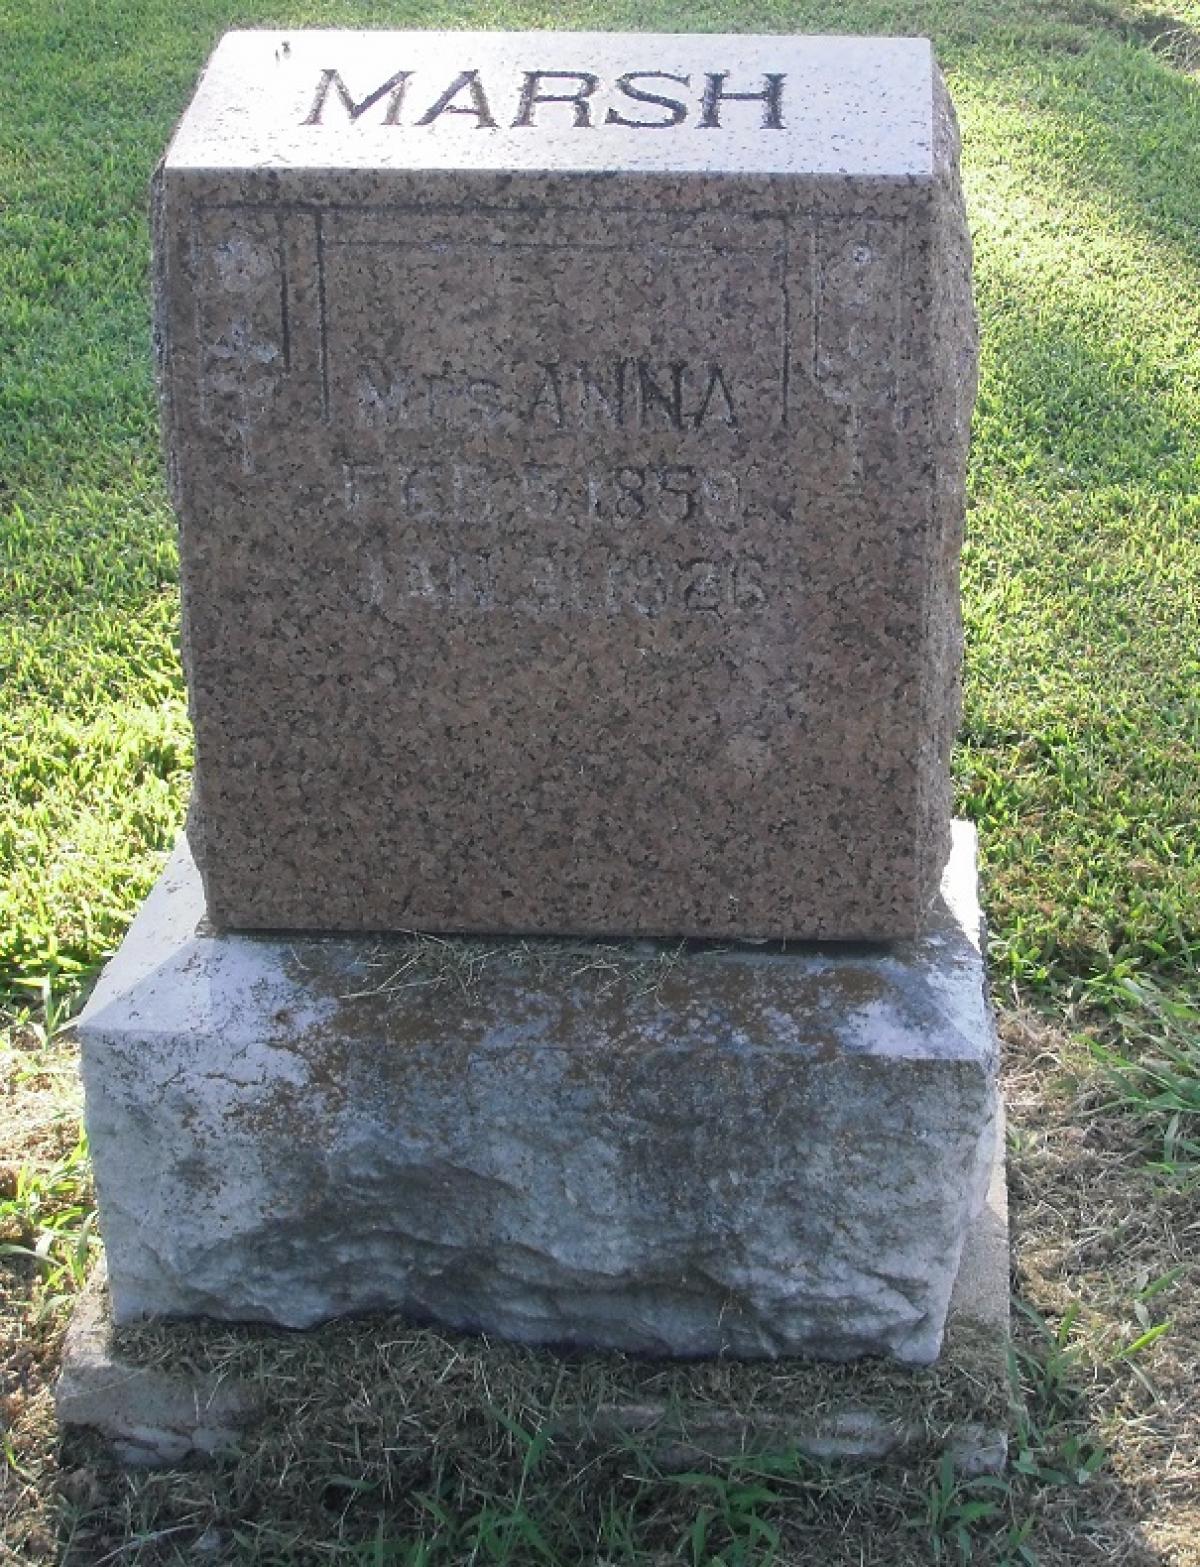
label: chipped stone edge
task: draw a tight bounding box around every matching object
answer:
[57,1138,1008,1473]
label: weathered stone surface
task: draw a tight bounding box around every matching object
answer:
[79,822,997,1363]
[57,1149,1008,1472]
[154,30,977,940]
[55,1263,249,1468]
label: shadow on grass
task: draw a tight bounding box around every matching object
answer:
[974,276,1198,492]
[958,22,1200,267]
[1047,0,1200,71]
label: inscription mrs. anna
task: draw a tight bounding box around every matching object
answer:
[304,68,786,130]
[358,358,739,432]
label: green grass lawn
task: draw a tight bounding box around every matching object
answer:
[2,1,1199,1563]
[2,0,1198,1006]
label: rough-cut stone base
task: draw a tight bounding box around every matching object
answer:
[79,822,998,1364]
[57,1149,1008,1472]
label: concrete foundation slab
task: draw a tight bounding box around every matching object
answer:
[55,1262,250,1468]
[79,822,998,1364]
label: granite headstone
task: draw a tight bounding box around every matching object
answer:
[154,30,978,939]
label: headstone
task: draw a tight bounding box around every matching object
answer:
[153,30,977,940]
[73,30,999,1377]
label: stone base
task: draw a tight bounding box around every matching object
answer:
[78,823,998,1364]
[57,1148,1008,1473]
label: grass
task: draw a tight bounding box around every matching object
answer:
[1089,980,1200,1183]
[0,1,1198,1005]
[343,934,691,1002]
[2,0,1200,1561]
[56,1308,1009,1562]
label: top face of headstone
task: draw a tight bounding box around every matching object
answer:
[156,31,976,942]
[165,30,936,178]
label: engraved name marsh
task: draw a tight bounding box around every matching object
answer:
[303,67,787,130]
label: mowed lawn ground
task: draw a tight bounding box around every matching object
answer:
[1,0,1198,1563]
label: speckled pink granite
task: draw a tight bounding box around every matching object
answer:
[154,32,977,939]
